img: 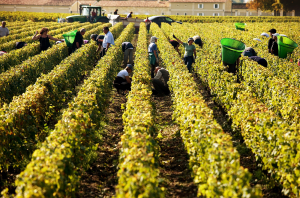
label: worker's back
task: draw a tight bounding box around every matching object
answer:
[159,68,169,87]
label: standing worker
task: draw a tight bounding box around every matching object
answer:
[0,21,9,37]
[144,17,151,33]
[114,9,118,15]
[268,29,276,53]
[148,36,159,78]
[32,27,63,51]
[173,35,196,73]
[102,26,114,57]
[122,42,134,66]
[126,12,133,19]
[90,34,105,54]
[72,28,86,52]
[193,35,203,48]
[271,33,279,56]
[152,67,170,97]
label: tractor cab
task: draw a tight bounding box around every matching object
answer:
[66,5,109,23]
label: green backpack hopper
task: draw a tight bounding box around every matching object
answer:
[63,30,78,48]
[235,23,246,31]
[221,38,245,64]
[277,36,298,58]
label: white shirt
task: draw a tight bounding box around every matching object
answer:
[154,70,163,80]
[102,31,114,48]
[0,27,9,37]
[117,69,129,84]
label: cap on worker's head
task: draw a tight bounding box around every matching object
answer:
[127,64,134,70]
[90,34,97,39]
[268,29,276,33]
[150,36,158,43]
[188,37,194,42]
[272,33,280,37]
[261,32,269,37]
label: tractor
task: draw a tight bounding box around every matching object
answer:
[66,5,109,23]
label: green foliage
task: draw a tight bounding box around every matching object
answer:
[116,23,164,198]
[190,22,300,197]
[0,22,68,45]
[154,22,261,197]
[0,22,98,53]
[0,23,102,104]
[4,22,133,198]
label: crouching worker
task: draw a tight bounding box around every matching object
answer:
[90,34,105,54]
[193,35,203,48]
[249,56,268,67]
[152,67,170,97]
[113,64,133,94]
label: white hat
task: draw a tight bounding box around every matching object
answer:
[253,38,262,42]
[280,34,287,37]
[272,33,280,37]
[261,33,269,37]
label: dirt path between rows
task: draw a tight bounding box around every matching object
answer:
[152,95,198,198]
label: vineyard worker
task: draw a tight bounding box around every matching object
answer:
[248,56,268,68]
[126,12,133,19]
[122,42,134,66]
[271,33,279,56]
[32,27,63,51]
[91,34,105,53]
[114,64,133,94]
[268,29,276,53]
[148,36,159,78]
[102,26,115,58]
[72,28,86,52]
[145,17,151,33]
[16,42,27,49]
[152,67,170,97]
[193,35,203,48]
[114,9,118,15]
[0,21,9,37]
[0,51,6,56]
[221,52,240,75]
[170,40,180,54]
[242,47,257,57]
[173,35,196,73]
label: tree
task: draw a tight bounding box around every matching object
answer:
[280,0,300,13]
[246,0,276,11]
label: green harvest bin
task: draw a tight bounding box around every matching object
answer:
[235,23,246,31]
[277,36,298,58]
[221,38,245,64]
[63,30,78,48]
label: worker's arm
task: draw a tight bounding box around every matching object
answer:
[96,43,101,53]
[106,43,111,51]
[76,42,80,49]
[173,34,183,45]
[193,49,196,59]
[125,76,131,83]
[48,35,62,42]
[153,50,158,59]
[32,31,40,40]
[176,46,180,54]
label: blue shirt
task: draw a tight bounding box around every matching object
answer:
[148,43,157,53]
